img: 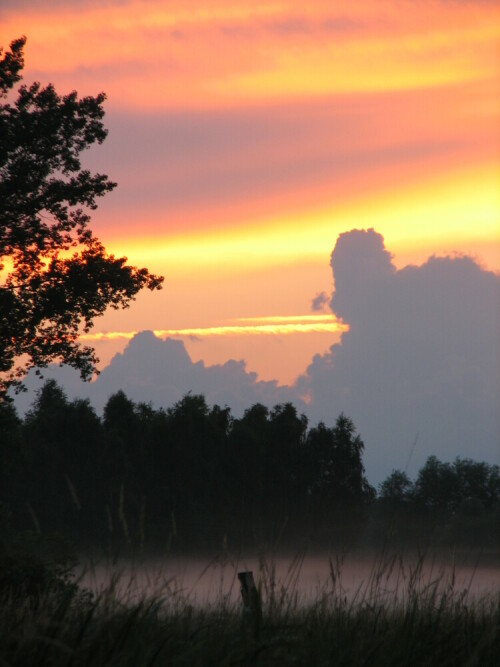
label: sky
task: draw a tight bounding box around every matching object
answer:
[0,0,500,481]
[1,0,499,385]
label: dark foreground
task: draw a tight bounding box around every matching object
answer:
[2,553,499,666]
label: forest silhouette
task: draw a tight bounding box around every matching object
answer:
[1,380,498,553]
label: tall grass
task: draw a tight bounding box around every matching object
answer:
[1,549,499,666]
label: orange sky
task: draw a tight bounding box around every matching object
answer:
[1,0,499,384]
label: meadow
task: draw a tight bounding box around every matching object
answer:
[2,387,499,664]
[2,547,499,666]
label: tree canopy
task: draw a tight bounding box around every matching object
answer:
[3,382,498,550]
[1,383,377,548]
[0,37,163,398]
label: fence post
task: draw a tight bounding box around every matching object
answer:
[238,571,262,641]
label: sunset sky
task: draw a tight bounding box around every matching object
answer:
[2,0,499,385]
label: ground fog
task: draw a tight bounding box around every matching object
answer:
[81,550,500,608]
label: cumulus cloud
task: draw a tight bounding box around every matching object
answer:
[298,229,500,482]
[16,332,300,418]
[311,291,330,312]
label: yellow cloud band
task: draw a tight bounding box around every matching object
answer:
[79,315,348,341]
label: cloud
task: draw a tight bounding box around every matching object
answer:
[311,291,329,312]
[298,229,500,482]
[0,0,105,10]
[261,16,366,37]
[78,315,346,340]
[16,332,300,418]
[83,93,483,227]
[71,67,497,254]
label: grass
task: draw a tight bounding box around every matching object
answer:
[1,549,499,666]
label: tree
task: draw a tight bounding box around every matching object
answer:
[0,37,163,398]
[378,469,414,507]
[229,403,270,518]
[414,456,458,513]
[267,403,308,510]
[22,380,105,540]
[453,458,500,510]
[304,414,375,514]
[377,470,416,540]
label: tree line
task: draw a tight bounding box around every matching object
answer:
[1,380,499,552]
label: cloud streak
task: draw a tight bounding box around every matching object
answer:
[2,3,497,281]
[79,315,348,341]
[2,1,499,107]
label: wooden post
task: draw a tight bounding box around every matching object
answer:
[238,571,262,641]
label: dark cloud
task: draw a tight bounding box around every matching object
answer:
[311,291,329,312]
[15,332,300,418]
[298,229,500,482]
[328,228,395,324]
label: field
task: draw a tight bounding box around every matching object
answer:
[2,548,499,666]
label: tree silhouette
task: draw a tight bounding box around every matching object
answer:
[414,456,458,513]
[229,404,271,520]
[4,380,498,549]
[22,380,104,539]
[378,469,414,507]
[453,458,500,510]
[0,37,163,398]
[306,414,375,510]
[267,403,308,512]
